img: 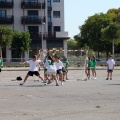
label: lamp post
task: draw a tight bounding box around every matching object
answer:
[41,22,45,51]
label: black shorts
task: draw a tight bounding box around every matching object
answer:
[107,69,113,72]
[0,69,1,72]
[27,71,40,76]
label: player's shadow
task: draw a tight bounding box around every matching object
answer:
[26,85,45,87]
[26,84,56,87]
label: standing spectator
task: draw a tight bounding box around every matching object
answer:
[91,56,97,79]
[84,54,89,80]
[0,56,3,73]
[87,56,92,79]
[106,55,115,80]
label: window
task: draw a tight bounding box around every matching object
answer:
[0,10,6,18]
[54,26,61,32]
[47,0,51,6]
[27,0,38,3]
[0,0,6,2]
[28,10,38,19]
[53,0,60,2]
[28,26,39,33]
[53,11,60,18]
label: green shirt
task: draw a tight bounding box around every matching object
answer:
[88,60,92,67]
[0,59,3,68]
[62,60,69,69]
[91,60,97,68]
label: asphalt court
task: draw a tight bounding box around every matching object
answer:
[0,69,120,120]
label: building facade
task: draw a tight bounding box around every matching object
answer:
[0,0,69,61]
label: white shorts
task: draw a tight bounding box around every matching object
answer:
[45,71,56,76]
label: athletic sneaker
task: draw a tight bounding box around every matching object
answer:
[44,83,47,85]
[106,78,109,80]
[88,76,90,80]
[47,80,52,84]
[110,78,112,80]
[94,77,97,79]
[61,82,64,85]
[56,83,59,86]
[42,80,46,83]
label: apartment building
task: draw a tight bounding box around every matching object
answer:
[0,0,69,61]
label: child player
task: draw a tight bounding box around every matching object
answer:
[106,55,115,80]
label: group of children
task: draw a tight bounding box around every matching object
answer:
[20,53,69,86]
[85,54,115,80]
[85,55,97,80]
[0,53,116,84]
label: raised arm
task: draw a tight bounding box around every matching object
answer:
[20,61,27,64]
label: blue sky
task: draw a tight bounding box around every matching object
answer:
[64,0,120,38]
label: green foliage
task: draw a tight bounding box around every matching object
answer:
[101,22,120,44]
[12,30,32,57]
[67,38,78,50]
[0,26,13,48]
[74,7,120,54]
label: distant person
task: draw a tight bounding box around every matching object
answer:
[106,55,115,80]
[54,55,64,85]
[84,54,89,80]
[87,56,92,79]
[0,56,3,73]
[91,56,97,79]
[20,55,44,85]
[61,56,69,80]
[44,56,59,86]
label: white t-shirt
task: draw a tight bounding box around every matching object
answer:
[54,60,64,70]
[26,60,41,71]
[44,60,57,73]
[107,59,115,69]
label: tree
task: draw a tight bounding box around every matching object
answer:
[101,23,120,58]
[0,26,13,57]
[75,13,113,57]
[12,30,32,61]
[67,38,78,50]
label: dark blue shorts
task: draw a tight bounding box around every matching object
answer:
[107,69,113,72]
[57,69,62,74]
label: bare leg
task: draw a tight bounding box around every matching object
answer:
[107,72,109,78]
[110,72,112,79]
[38,75,44,81]
[20,74,29,85]
[66,72,69,80]
[59,72,63,85]
[52,75,59,86]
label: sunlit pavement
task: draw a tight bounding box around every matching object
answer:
[0,69,120,120]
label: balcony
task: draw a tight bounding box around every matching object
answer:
[21,16,46,24]
[0,0,14,8]
[56,32,70,39]
[21,0,45,9]
[0,15,14,24]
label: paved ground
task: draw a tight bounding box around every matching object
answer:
[0,68,120,120]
